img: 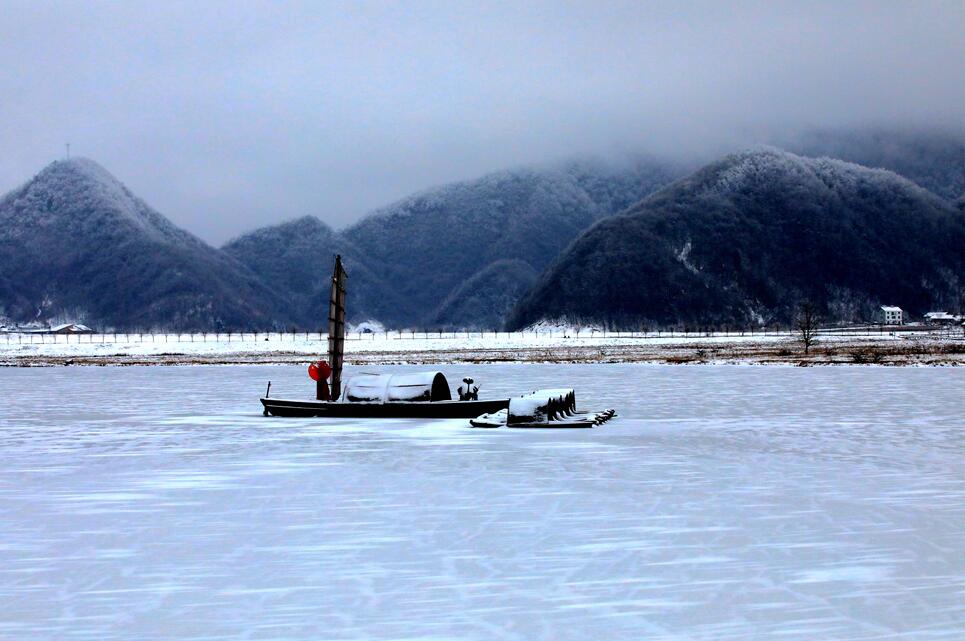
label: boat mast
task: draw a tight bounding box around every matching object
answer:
[328,254,348,401]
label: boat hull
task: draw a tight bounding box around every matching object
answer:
[261,397,510,419]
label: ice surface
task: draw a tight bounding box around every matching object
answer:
[1,363,963,640]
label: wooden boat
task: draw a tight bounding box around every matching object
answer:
[261,255,510,419]
[262,370,509,418]
[260,256,614,426]
[262,396,509,419]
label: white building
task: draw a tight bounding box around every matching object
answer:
[924,311,958,325]
[880,306,903,325]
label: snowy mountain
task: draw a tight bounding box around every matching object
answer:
[343,157,684,325]
[508,149,965,329]
[428,259,539,331]
[226,156,685,329]
[222,215,416,328]
[781,127,965,202]
[9,135,962,332]
[0,158,290,330]
[222,216,339,300]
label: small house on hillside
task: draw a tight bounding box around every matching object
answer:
[879,306,903,325]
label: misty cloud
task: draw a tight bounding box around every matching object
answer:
[1,0,963,243]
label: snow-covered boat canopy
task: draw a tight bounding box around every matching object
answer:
[342,372,453,403]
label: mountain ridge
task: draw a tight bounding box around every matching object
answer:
[3,131,964,331]
[780,127,965,202]
[226,156,687,328]
[508,148,965,329]
[0,158,291,330]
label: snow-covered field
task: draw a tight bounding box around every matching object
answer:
[2,328,958,366]
[0,329,807,356]
[1,363,963,640]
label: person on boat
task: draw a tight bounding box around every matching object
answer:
[310,360,333,401]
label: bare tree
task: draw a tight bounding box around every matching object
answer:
[796,301,819,355]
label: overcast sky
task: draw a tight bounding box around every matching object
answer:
[1,1,963,244]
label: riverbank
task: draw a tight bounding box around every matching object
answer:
[2,334,961,366]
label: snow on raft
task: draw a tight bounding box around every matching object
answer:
[470,388,616,429]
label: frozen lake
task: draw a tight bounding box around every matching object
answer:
[1,364,963,640]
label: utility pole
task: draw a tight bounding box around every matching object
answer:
[65,143,70,159]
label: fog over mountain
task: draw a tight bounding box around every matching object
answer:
[1,2,963,244]
[780,128,965,202]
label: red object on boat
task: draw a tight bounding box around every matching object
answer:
[308,360,333,382]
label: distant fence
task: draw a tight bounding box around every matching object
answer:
[1,325,959,345]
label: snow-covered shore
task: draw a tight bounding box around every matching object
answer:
[1,329,960,366]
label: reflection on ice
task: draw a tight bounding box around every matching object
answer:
[0,363,963,640]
